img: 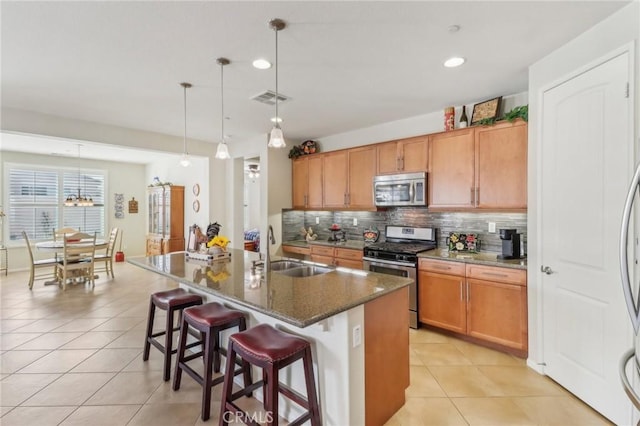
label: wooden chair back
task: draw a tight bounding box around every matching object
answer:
[57,232,97,290]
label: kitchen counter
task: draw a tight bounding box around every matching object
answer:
[418,248,527,270]
[128,249,411,425]
[128,249,408,328]
[283,239,367,250]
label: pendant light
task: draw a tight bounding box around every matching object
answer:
[267,18,286,148]
[179,82,192,167]
[214,58,231,160]
[64,144,94,207]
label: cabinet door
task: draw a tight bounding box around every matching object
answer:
[307,156,323,208]
[466,278,527,351]
[348,146,377,210]
[428,129,475,208]
[418,271,466,333]
[323,151,349,208]
[475,120,527,209]
[167,186,185,239]
[292,157,308,209]
[335,258,363,269]
[399,136,428,173]
[310,254,334,265]
[377,141,399,174]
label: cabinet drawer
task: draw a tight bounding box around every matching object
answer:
[335,248,363,261]
[310,245,335,256]
[283,245,311,256]
[335,258,363,270]
[418,258,465,276]
[310,254,334,265]
[465,264,526,285]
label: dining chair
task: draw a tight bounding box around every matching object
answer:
[22,231,58,290]
[55,231,97,291]
[94,227,119,278]
[52,227,78,260]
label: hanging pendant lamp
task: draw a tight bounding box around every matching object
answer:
[267,18,286,148]
[215,58,231,160]
[179,82,192,167]
[64,144,94,207]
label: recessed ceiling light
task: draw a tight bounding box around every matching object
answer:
[252,59,272,70]
[270,116,283,123]
[444,57,465,68]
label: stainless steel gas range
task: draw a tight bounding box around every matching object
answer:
[362,225,437,329]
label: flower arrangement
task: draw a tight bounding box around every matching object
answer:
[207,235,230,250]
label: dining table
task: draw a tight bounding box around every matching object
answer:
[35,238,107,285]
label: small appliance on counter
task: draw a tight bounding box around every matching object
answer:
[497,228,521,259]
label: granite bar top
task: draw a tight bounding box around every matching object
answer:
[128,249,410,328]
[418,248,527,270]
[283,240,366,250]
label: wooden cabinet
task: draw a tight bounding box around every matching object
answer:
[292,155,323,209]
[474,120,527,209]
[310,245,363,269]
[428,128,475,209]
[282,244,311,256]
[146,185,184,255]
[465,264,527,351]
[428,121,527,210]
[418,258,527,354]
[322,147,376,210]
[377,136,428,174]
[418,259,466,333]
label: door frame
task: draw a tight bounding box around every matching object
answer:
[530,41,636,374]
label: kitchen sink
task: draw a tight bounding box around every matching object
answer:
[269,260,305,271]
[276,265,333,277]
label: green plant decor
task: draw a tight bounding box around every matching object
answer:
[288,145,304,159]
[476,104,528,126]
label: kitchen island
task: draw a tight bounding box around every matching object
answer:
[129,249,412,426]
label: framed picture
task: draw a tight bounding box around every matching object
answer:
[471,96,502,125]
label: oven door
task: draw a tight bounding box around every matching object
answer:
[363,257,418,328]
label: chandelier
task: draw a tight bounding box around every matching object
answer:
[64,144,94,207]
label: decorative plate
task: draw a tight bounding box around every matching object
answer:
[192,183,200,196]
[363,226,380,243]
[448,232,479,252]
[192,200,200,212]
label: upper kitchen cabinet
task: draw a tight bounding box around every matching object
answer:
[377,136,428,174]
[474,120,527,209]
[323,150,349,208]
[347,145,377,210]
[428,128,475,209]
[292,155,323,209]
[146,185,184,255]
[322,146,376,210]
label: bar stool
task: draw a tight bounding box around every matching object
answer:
[173,302,251,421]
[143,288,203,381]
[220,323,321,426]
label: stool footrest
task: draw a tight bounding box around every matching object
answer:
[223,402,261,426]
[288,413,312,426]
[279,382,311,409]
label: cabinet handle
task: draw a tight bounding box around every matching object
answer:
[433,265,451,271]
[460,281,463,301]
[397,157,401,171]
[481,272,509,278]
[476,188,480,205]
[466,282,470,302]
[344,193,347,206]
[400,157,405,170]
[470,188,475,205]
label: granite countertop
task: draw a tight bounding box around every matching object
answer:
[418,248,527,270]
[283,240,366,250]
[128,249,410,328]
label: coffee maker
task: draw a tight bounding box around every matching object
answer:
[497,229,521,259]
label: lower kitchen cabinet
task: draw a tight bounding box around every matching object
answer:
[310,245,363,269]
[418,258,527,355]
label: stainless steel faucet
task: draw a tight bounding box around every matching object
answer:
[266,225,276,270]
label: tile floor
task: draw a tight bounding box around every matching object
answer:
[0,262,612,425]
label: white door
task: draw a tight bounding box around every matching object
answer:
[541,51,633,424]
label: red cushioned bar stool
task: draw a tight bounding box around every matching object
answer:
[219,323,321,426]
[173,302,252,421]
[143,288,203,381]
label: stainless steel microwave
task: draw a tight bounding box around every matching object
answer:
[373,172,426,207]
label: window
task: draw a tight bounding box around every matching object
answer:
[7,165,106,242]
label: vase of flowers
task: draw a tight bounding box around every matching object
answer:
[207,235,230,257]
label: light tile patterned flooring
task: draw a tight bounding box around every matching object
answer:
[0,262,612,425]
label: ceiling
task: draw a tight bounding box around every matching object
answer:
[0,1,630,161]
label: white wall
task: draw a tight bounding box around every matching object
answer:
[527,1,639,369]
[0,150,147,270]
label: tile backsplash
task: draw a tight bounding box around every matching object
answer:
[282,208,527,254]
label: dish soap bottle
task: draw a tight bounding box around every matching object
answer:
[459,105,468,128]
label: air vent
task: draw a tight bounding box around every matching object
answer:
[250,90,291,105]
